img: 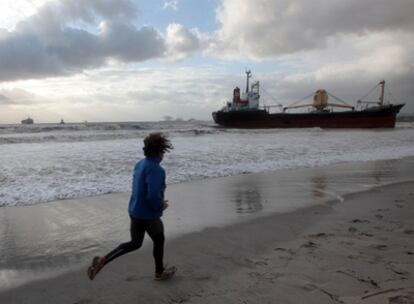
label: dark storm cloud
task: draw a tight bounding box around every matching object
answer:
[0,0,166,81]
[100,22,166,62]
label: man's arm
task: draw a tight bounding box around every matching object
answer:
[145,166,165,211]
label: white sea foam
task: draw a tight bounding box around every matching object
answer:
[1,121,414,207]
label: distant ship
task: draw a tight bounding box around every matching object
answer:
[21,117,34,124]
[212,71,405,128]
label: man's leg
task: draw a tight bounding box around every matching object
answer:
[104,217,146,264]
[145,219,165,275]
[87,217,145,280]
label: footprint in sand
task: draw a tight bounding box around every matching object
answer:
[301,241,319,249]
[389,295,413,304]
[194,275,212,282]
[274,247,295,255]
[125,275,139,282]
[247,259,268,266]
[248,271,263,278]
[308,232,334,238]
[377,208,390,212]
[339,240,355,246]
[348,227,358,233]
[352,219,370,223]
[388,265,409,276]
[303,284,343,302]
[372,244,388,250]
[244,258,269,266]
[336,270,379,288]
[403,229,414,235]
[359,232,374,237]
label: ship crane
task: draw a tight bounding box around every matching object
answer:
[245,69,251,93]
[357,80,387,107]
[283,89,354,112]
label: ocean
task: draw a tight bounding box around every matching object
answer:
[1,120,414,207]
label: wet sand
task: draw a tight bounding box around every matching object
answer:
[1,170,413,302]
[2,157,413,283]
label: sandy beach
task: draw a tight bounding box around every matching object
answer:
[1,161,413,303]
[2,0,414,302]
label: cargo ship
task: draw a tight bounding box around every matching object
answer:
[212,71,404,128]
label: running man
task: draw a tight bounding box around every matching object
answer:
[87,133,176,281]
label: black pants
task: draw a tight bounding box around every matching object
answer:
[104,217,165,274]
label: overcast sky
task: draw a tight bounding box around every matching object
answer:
[0,0,413,123]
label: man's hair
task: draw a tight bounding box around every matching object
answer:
[143,133,173,157]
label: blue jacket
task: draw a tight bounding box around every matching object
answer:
[128,157,166,220]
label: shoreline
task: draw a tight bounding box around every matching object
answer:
[3,155,414,209]
[1,181,413,303]
[1,157,414,293]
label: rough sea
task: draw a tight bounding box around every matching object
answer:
[1,120,414,207]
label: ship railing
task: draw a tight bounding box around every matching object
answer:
[357,100,381,105]
[262,104,284,113]
[356,100,383,110]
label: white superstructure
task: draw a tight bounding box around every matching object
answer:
[222,70,260,112]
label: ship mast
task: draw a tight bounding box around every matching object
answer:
[379,80,385,105]
[245,70,251,93]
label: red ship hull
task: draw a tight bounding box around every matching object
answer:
[212,104,405,129]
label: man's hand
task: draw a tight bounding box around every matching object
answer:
[162,200,169,210]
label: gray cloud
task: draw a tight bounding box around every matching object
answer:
[15,0,137,32]
[100,22,166,62]
[165,23,202,61]
[0,0,166,81]
[210,0,414,58]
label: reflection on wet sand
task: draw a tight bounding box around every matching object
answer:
[311,175,327,198]
[220,175,264,214]
[371,158,399,183]
[233,188,263,214]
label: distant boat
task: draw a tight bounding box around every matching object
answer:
[212,71,405,128]
[21,117,34,124]
[60,119,65,124]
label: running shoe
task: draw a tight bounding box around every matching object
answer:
[87,256,106,280]
[154,266,177,281]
